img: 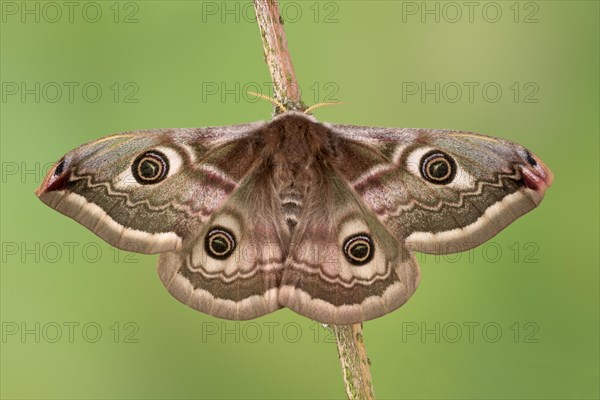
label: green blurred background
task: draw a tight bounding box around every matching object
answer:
[1,1,598,399]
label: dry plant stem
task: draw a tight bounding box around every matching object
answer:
[331,324,375,400]
[253,0,304,112]
[252,1,375,399]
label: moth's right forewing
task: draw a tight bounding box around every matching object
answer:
[326,124,552,255]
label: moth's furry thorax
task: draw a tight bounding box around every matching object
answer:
[262,112,335,187]
[263,112,332,161]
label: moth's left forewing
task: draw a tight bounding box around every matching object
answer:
[327,124,553,255]
[36,124,266,254]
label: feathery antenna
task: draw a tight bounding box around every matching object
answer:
[247,91,287,113]
[304,101,346,115]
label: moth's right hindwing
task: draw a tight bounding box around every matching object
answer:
[278,167,421,325]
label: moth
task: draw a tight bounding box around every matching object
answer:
[36,110,553,324]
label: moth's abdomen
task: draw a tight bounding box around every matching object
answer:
[263,113,334,235]
[279,186,304,232]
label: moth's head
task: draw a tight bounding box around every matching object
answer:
[271,110,318,124]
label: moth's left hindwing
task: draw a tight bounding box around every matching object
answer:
[157,170,286,320]
[36,123,266,254]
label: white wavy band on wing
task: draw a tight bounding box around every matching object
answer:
[278,281,412,325]
[38,191,182,254]
[405,189,543,254]
[158,252,280,320]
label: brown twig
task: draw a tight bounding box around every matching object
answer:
[252,1,375,399]
[253,0,305,113]
[331,323,375,399]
